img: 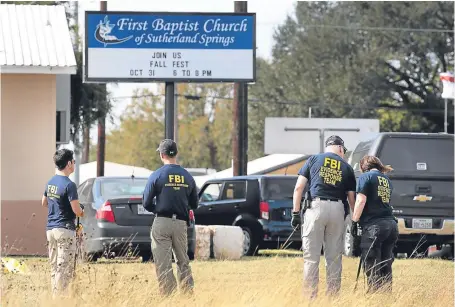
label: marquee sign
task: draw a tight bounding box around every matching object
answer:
[84,11,256,83]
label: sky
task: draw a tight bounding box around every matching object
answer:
[77,0,297,139]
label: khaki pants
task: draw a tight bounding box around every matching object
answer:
[151,216,194,296]
[46,228,76,294]
[301,199,345,298]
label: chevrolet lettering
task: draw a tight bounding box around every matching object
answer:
[413,195,433,202]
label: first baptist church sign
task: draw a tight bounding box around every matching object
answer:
[84,11,256,83]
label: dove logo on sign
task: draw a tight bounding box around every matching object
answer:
[95,16,133,47]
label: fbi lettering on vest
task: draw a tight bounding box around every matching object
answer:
[377,176,391,203]
[319,157,343,185]
[166,174,189,190]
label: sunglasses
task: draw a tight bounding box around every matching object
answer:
[328,141,347,154]
[340,145,347,154]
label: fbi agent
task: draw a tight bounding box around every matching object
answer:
[292,135,356,298]
[42,149,84,295]
[142,139,199,296]
[351,155,398,293]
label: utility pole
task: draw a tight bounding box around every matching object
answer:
[83,126,90,163]
[73,1,80,185]
[233,1,248,176]
[73,128,80,186]
[97,0,107,177]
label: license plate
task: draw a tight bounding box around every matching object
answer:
[412,218,432,229]
[137,205,153,215]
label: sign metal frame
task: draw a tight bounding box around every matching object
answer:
[84,11,257,83]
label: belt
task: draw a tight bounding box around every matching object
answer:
[314,197,342,202]
[155,212,187,221]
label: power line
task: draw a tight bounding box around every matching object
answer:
[250,22,453,34]
[297,24,454,34]
[109,93,451,114]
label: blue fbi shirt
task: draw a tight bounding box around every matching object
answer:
[142,164,198,221]
[44,175,78,230]
[299,153,356,200]
[356,170,394,227]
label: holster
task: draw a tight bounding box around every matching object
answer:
[300,190,312,217]
[342,199,349,220]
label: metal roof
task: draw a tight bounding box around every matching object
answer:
[202,174,299,183]
[194,154,308,187]
[0,4,76,74]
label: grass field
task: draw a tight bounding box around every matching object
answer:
[1,252,454,307]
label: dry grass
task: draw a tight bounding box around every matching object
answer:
[1,253,454,307]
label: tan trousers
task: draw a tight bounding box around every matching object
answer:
[301,199,345,298]
[151,216,194,296]
[46,228,76,295]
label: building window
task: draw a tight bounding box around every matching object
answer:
[56,111,67,144]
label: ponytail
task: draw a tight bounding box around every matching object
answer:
[360,156,394,174]
[379,164,394,174]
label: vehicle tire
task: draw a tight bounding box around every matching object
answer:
[343,222,361,257]
[407,241,431,258]
[77,251,100,263]
[450,244,454,260]
[140,251,153,263]
[241,226,259,256]
[86,252,100,262]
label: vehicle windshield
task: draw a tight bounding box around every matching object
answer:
[100,178,148,199]
[262,177,298,200]
[378,137,454,175]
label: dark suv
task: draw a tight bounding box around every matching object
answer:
[345,132,454,257]
[195,175,300,256]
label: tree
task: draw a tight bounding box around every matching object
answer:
[103,84,233,171]
[66,3,111,160]
[357,1,454,132]
[104,89,164,169]
[70,50,109,149]
[248,1,454,157]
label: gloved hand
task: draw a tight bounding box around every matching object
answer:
[291,211,301,229]
[76,224,84,237]
[77,204,85,218]
[351,221,359,237]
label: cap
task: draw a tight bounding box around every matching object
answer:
[156,139,178,157]
[325,135,347,153]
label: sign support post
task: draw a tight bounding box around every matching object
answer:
[96,0,107,177]
[174,85,179,162]
[444,98,448,133]
[165,82,175,139]
[440,72,454,133]
[84,10,256,160]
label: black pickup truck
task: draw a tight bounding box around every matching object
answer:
[345,132,454,257]
[194,175,300,256]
